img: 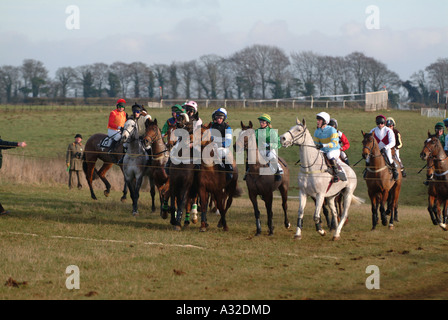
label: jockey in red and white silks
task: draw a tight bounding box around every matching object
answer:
[369,115,396,165]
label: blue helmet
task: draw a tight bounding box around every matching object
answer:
[444,118,448,127]
[212,108,228,120]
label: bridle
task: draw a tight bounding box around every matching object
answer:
[362,135,382,159]
[287,125,325,171]
[422,137,448,163]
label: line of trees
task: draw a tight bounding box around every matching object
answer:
[0,44,447,106]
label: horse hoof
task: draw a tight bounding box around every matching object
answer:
[104,191,110,197]
[332,236,341,241]
[200,222,209,232]
[173,225,182,231]
[389,225,395,230]
[191,218,198,224]
[120,198,127,203]
[223,226,229,232]
[132,212,139,217]
[294,235,302,240]
[318,230,327,237]
[440,224,448,231]
[285,223,291,230]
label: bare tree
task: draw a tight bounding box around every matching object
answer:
[55,67,76,98]
[169,62,180,99]
[91,63,109,97]
[129,62,149,99]
[0,65,20,103]
[21,59,49,98]
[426,58,448,97]
[179,60,195,98]
[110,62,132,98]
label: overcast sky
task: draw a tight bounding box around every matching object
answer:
[1,0,447,80]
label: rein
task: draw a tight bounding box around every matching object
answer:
[288,126,326,174]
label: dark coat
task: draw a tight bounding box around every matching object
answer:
[0,139,19,170]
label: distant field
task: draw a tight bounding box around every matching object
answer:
[1,105,447,300]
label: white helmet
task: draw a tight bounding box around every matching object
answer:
[184,101,198,113]
[212,108,228,120]
[316,112,330,124]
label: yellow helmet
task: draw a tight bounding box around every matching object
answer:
[258,114,272,123]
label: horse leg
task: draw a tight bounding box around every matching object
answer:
[326,195,339,237]
[97,163,113,197]
[294,191,307,240]
[380,191,389,227]
[370,192,379,230]
[150,178,156,213]
[132,176,144,217]
[249,191,261,236]
[314,195,327,237]
[121,176,128,202]
[170,190,177,227]
[199,189,209,232]
[216,195,228,231]
[333,192,352,241]
[438,198,448,231]
[428,194,438,225]
[85,163,98,200]
[263,193,274,236]
[278,183,290,229]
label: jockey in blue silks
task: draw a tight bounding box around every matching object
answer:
[210,108,234,181]
[313,112,347,182]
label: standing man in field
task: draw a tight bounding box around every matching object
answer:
[66,134,84,190]
[0,137,27,215]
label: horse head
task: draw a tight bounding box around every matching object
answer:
[143,119,161,149]
[361,131,378,160]
[122,119,137,144]
[280,118,307,148]
[236,121,256,152]
[420,132,443,161]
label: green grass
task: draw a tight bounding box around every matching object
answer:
[1,105,447,300]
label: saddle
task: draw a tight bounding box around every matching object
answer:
[99,136,113,149]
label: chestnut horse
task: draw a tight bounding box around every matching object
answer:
[236,121,290,236]
[198,122,242,232]
[420,133,448,230]
[361,131,402,230]
[82,133,128,201]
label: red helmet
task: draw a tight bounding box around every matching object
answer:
[376,115,386,124]
[117,99,126,105]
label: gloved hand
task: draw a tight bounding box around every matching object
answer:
[380,147,386,154]
[316,144,324,150]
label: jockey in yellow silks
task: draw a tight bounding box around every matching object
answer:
[313,112,347,182]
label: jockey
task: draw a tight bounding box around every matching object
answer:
[425,122,447,185]
[161,105,185,139]
[444,118,448,152]
[117,103,152,165]
[107,98,128,154]
[369,115,399,181]
[314,112,347,183]
[211,108,233,181]
[254,114,283,182]
[328,118,350,165]
[183,101,203,131]
[386,117,406,177]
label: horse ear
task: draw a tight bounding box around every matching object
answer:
[249,121,253,128]
[302,118,306,126]
[296,118,301,125]
[154,118,157,126]
[361,130,365,137]
[241,121,244,128]
[428,130,432,137]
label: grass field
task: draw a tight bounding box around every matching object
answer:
[1,105,448,300]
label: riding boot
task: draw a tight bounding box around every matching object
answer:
[108,140,118,154]
[330,159,346,183]
[164,158,171,175]
[225,163,233,181]
[275,164,284,182]
[117,146,127,165]
[391,164,399,181]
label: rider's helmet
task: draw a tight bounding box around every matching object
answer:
[316,112,330,125]
[435,122,445,130]
[74,134,82,139]
[132,103,142,114]
[258,114,272,123]
[117,98,126,109]
[329,118,338,130]
[376,115,387,125]
[212,108,228,121]
[386,117,396,127]
[184,101,198,114]
[443,118,448,127]
[171,104,185,115]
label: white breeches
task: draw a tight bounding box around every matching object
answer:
[108,129,122,142]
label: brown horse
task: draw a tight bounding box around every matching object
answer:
[237,121,290,236]
[142,119,170,215]
[167,117,198,230]
[361,131,402,230]
[198,122,242,232]
[82,133,128,201]
[420,133,448,230]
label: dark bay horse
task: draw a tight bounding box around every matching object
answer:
[237,121,290,236]
[143,119,170,216]
[198,122,242,232]
[420,133,448,230]
[83,133,128,201]
[362,131,402,230]
[167,116,197,230]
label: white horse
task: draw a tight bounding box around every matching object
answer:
[121,119,151,216]
[280,119,362,241]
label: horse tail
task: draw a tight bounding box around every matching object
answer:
[231,185,243,198]
[351,195,365,205]
[82,153,99,181]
